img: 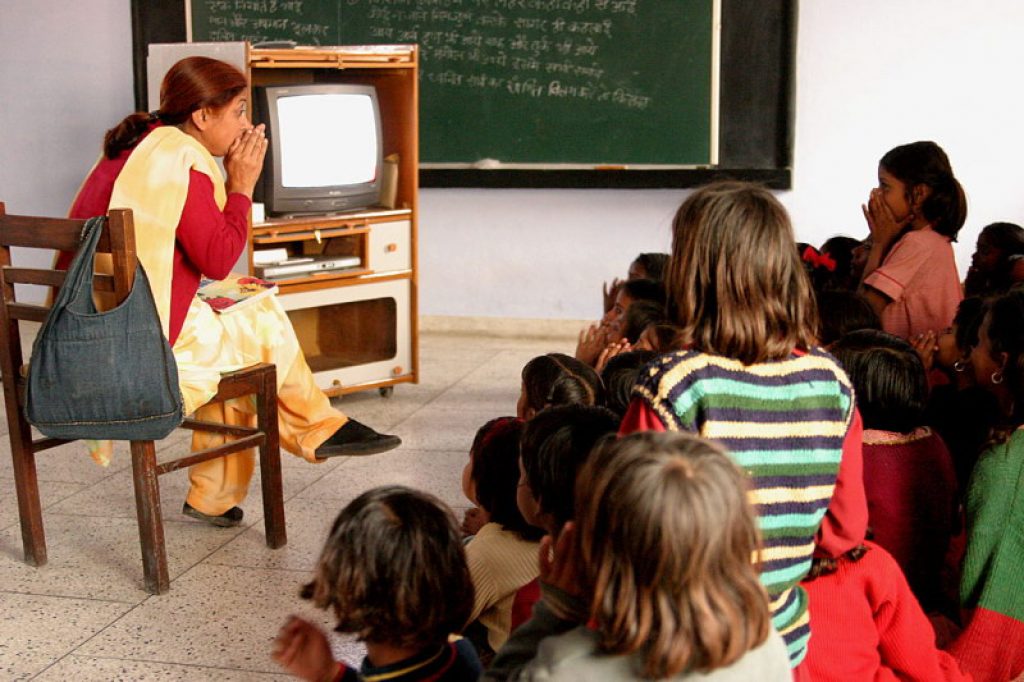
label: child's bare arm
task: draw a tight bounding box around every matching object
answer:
[272,616,342,682]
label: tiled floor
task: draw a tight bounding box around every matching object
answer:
[0,329,566,680]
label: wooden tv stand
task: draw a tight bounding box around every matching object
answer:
[148,43,419,398]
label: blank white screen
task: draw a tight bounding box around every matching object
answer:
[277,94,378,187]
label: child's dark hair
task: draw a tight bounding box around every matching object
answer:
[619,278,666,307]
[980,289,1024,435]
[953,296,988,354]
[814,235,861,291]
[468,417,543,541]
[577,431,771,676]
[815,290,882,346]
[104,57,247,158]
[964,222,1024,297]
[641,322,683,353]
[600,350,657,418]
[830,329,928,433]
[621,300,668,344]
[879,141,967,241]
[667,181,818,364]
[520,353,604,415]
[804,544,870,580]
[632,252,670,282]
[519,404,619,527]
[301,486,473,649]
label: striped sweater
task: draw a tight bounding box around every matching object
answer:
[626,348,854,667]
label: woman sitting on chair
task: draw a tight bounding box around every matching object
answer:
[60,56,400,527]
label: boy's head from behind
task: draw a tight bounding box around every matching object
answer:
[517,404,618,534]
[815,290,881,347]
[518,353,604,420]
[600,350,657,418]
[575,431,770,677]
[830,329,927,433]
[464,417,542,541]
[302,486,473,650]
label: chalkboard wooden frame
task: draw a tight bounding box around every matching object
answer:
[130,0,795,189]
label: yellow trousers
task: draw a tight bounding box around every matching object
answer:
[176,293,346,515]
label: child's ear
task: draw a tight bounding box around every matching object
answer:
[911,183,932,209]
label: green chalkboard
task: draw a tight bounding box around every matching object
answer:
[189,0,716,168]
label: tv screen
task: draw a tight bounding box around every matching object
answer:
[255,83,383,217]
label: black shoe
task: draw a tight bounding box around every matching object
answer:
[182,502,244,528]
[315,419,402,458]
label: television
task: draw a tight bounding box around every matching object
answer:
[254,83,384,217]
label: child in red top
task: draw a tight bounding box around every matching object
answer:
[801,542,969,681]
[831,329,961,615]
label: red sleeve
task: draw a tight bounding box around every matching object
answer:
[177,170,250,279]
[869,544,971,681]
[618,397,668,435]
[815,407,870,557]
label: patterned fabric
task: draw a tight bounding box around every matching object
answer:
[631,348,854,666]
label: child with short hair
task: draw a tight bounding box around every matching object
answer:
[271,486,481,682]
[815,290,881,347]
[508,404,619,632]
[830,329,959,614]
[487,431,791,680]
[621,181,868,670]
[599,350,657,419]
[517,353,604,421]
[460,417,544,659]
[860,141,966,340]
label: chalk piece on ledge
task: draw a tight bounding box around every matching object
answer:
[473,158,501,169]
[594,165,627,170]
[253,40,297,49]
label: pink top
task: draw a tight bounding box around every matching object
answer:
[863,228,962,340]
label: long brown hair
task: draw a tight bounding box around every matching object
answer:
[576,431,771,677]
[666,181,818,364]
[103,56,247,158]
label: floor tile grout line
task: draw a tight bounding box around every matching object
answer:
[33,653,294,678]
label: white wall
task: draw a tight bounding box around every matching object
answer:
[0,0,134,217]
[4,1,1024,319]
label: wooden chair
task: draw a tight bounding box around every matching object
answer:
[0,202,286,594]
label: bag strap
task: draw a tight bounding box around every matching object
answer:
[34,216,104,344]
[56,215,105,315]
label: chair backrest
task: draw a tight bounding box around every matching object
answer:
[0,201,137,409]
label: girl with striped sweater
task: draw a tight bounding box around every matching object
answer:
[620,182,868,674]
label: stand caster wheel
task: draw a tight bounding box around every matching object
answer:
[379,386,394,398]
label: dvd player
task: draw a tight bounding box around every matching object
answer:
[256,256,361,279]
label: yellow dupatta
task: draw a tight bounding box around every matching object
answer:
[108,126,225,340]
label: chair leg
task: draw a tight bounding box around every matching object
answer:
[10,424,46,566]
[130,440,169,594]
[256,367,286,549]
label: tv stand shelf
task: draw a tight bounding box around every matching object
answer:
[149,42,419,398]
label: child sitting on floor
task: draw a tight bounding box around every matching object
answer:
[831,329,960,615]
[271,486,481,682]
[460,417,544,661]
[517,353,604,421]
[508,404,619,632]
[487,431,791,680]
[801,541,969,680]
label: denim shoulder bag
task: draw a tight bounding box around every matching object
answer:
[25,215,184,440]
